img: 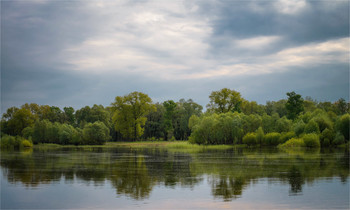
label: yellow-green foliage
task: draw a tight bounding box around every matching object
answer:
[279,131,296,144]
[302,133,320,148]
[242,133,257,146]
[278,138,305,149]
[21,139,33,147]
[0,135,33,149]
[263,132,281,146]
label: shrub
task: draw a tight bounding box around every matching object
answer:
[321,128,334,146]
[0,135,33,149]
[302,133,320,148]
[263,132,281,146]
[256,127,264,145]
[242,133,257,146]
[336,114,350,140]
[304,120,320,134]
[275,117,292,133]
[293,120,305,136]
[21,139,33,147]
[332,132,345,146]
[82,121,110,145]
[279,131,296,144]
[278,138,305,149]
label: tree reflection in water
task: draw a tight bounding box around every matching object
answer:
[0,147,348,201]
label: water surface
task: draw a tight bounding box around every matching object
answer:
[1,146,349,209]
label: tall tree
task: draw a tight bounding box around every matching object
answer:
[111,92,155,141]
[163,100,177,140]
[63,107,76,125]
[285,91,304,120]
[207,88,242,113]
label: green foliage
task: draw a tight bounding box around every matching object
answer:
[1,91,348,147]
[285,91,304,120]
[279,131,296,144]
[263,132,281,146]
[304,120,320,134]
[0,135,33,149]
[6,108,36,136]
[22,126,34,139]
[293,120,305,136]
[163,100,177,136]
[313,115,332,133]
[143,103,166,140]
[261,113,277,133]
[320,128,334,146]
[278,138,305,149]
[172,99,203,140]
[275,117,292,133]
[242,133,257,146]
[112,92,156,141]
[189,113,243,145]
[334,98,348,115]
[302,133,320,148]
[332,132,345,146]
[242,114,262,134]
[266,100,287,117]
[82,121,111,145]
[76,105,110,128]
[256,127,264,145]
[207,88,242,113]
[241,100,265,115]
[336,114,350,140]
[188,115,200,130]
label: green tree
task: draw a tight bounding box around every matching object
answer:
[82,121,110,145]
[336,114,350,140]
[275,117,292,133]
[6,108,36,136]
[265,100,287,117]
[111,92,155,141]
[243,133,257,146]
[163,100,177,140]
[285,91,304,120]
[75,105,110,128]
[207,88,242,113]
[173,99,203,140]
[334,98,348,115]
[304,119,320,134]
[143,103,166,140]
[63,107,76,125]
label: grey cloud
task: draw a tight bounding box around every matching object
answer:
[198,0,349,57]
[1,0,349,114]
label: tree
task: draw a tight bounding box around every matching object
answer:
[6,108,36,136]
[75,105,110,128]
[336,114,350,140]
[82,121,110,145]
[207,88,242,113]
[63,107,75,125]
[163,100,177,140]
[285,91,304,120]
[111,92,155,141]
[173,99,203,140]
[334,98,348,115]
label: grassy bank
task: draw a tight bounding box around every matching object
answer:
[33,141,243,152]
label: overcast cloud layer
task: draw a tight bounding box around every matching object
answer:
[1,0,349,112]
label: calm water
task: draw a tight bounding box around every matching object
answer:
[1,146,349,209]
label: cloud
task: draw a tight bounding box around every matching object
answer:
[1,0,349,113]
[274,0,308,15]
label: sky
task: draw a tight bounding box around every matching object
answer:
[1,0,349,113]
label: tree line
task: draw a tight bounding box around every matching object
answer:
[1,88,349,147]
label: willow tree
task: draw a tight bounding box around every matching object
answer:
[111,92,155,141]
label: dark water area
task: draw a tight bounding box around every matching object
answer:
[1,146,349,209]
